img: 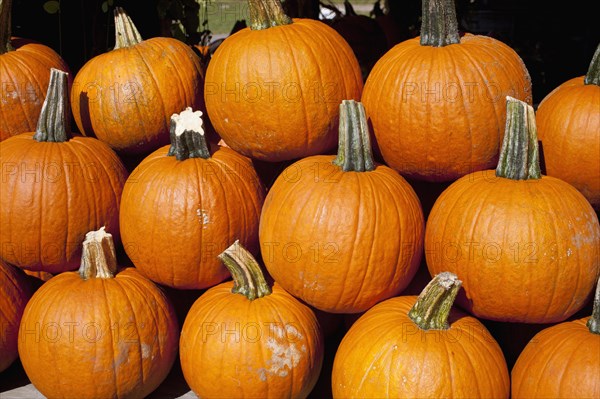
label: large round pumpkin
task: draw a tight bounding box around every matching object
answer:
[361,0,532,182]
[18,228,179,399]
[512,277,600,398]
[0,69,128,273]
[425,97,600,323]
[259,100,424,313]
[537,44,600,210]
[0,259,32,372]
[204,0,363,162]
[180,241,324,398]
[332,272,510,398]
[70,7,205,155]
[120,107,265,289]
[0,0,71,141]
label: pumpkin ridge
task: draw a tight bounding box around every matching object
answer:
[556,336,590,396]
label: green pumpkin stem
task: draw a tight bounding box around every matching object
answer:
[79,227,117,280]
[333,100,375,172]
[420,0,461,47]
[33,68,71,142]
[587,277,600,334]
[248,0,292,30]
[408,272,462,330]
[218,240,272,300]
[167,107,211,161]
[495,96,541,180]
[113,7,143,49]
[0,0,13,53]
[584,43,600,86]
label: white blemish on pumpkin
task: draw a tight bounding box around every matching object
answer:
[257,325,306,379]
[141,343,151,359]
[224,118,229,123]
[171,107,204,136]
[196,209,210,227]
[566,248,572,257]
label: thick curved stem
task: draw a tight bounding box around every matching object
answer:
[113,7,143,49]
[33,68,71,142]
[584,43,600,86]
[587,276,600,334]
[79,227,117,280]
[248,0,292,30]
[420,0,460,47]
[167,107,211,161]
[333,100,375,172]
[0,0,13,53]
[408,272,462,330]
[495,96,541,180]
[218,240,271,300]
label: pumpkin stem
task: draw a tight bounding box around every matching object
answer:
[333,100,375,172]
[587,276,600,334]
[408,272,462,330]
[420,0,461,47]
[33,68,71,142]
[584,43,600,86]
[495,96,541,180]
[79,227,117,280]
[167,107,211,161]
[0,0,13,53]
[248,0,292,30]
[113,7,143,49]
[218,240,272,300]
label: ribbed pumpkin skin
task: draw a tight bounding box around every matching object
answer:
[332,296,510,398]
[205,19,363,162]
[512,317,600,398]
[70,38,204,154]
[0,134,127,273]
[0,38,71,141]
[362,34,532,182]
[537,76,600,210]
[18,267,178,399]
[120,145,265,289]
[0,260,32,372]
[259,155,424,313]
[180,281,324,399]
[425,171,600,323]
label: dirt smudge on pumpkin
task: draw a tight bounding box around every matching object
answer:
[196,209,210,228]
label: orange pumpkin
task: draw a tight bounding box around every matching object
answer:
[0,69,128,274]
[70,7,205,155]
[332,272,510,398]
[0,259,32,372]
[425,97,600,323]
[18,228,179,398]
[512,276,600,398]
[120,107,265,289]
[361,0,532,182]
[537,44,600,210]
[180,241,324,398]
[259,100,424,313]
[0,0,71,141]
[204,0,363,162]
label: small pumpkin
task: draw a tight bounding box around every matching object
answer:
[512,276,600,398]
[0,0,71,141]
[70,7,205,155]
[425,97,600,323]
[120,107,265,289]
[259,100,424,313]
[361,0,532,182]
[0,69,128,274]
[180,240,324,398]
[18,228,179,399]
[537,43,600,210]
[332,272,510,398]
[0,259,32,372]
[204,0,363,162]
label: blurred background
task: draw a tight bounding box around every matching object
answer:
[11,0,600,104]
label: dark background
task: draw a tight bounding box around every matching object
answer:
[10,0,600,104]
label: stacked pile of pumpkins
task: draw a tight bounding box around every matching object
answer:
[1,0,598,397]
